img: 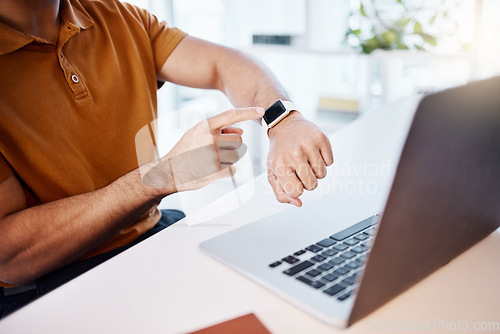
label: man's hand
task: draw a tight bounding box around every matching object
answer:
[142,107,264,192]
[158,36,333,205]
[267,111,333,207]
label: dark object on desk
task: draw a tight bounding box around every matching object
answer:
[188,313,270,334]
[252,34,292,45]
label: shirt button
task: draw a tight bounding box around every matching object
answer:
[71,74,79,83]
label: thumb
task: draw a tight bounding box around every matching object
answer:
[208,107,264,130]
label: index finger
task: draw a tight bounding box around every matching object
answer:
[320,137,334,166]
[208,107,264,130]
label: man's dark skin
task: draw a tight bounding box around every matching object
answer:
[0,0,333,285]
[0,0,60,44]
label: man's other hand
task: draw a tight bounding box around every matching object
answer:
[142,107,264,193]
[267,111,333,207]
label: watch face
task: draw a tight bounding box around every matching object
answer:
[263,100,286,125]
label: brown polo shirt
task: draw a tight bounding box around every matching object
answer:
[0,0,186,286]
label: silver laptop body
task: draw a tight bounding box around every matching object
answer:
[200,77,500,327]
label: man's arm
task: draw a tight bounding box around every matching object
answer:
[0,108,261,284]
[0,170,163,285]
[158,36,334,206]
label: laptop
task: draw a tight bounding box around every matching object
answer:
[199,77,500,327]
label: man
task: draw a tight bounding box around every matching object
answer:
[0,0,333,317]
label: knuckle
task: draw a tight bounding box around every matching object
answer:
[303,182,312,191]
[315,167,327,179]
[230,150,239,162]
[305,180,318,191]
[285,182,303,197]
[221,149,239,163]
[273,164,287,176]
[294,188,304,197]
[290,149,303,159]
[234,137,243,149]
[313,130,327,143]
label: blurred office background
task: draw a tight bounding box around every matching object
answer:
[126,0,500,214]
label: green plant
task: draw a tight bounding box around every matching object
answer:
[345,0,466,54]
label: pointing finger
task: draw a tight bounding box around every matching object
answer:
[208,107,264,130]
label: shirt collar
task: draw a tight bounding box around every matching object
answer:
[0,0,94,56]
[60,0,94,31]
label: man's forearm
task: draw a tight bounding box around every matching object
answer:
[158,36,289,111]
[213,48,289,110]
[0,168,167,285]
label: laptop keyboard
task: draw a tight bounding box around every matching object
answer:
[268,215,380,302]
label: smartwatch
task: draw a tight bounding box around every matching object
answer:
[262,100,298,129]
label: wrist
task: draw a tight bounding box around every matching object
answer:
[137,159,176,198]
[267,110,303,139]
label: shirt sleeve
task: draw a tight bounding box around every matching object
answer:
[122,2,188,74]
[148,21,187,74]
[0,152,14,183]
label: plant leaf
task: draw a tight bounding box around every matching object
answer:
[361,37,379,54]
[396,17,411,29]
[421,33,437,46]
[429,13,438,25]
[360,3,368,17]
[414,21,422,34]
[381,30,397,43]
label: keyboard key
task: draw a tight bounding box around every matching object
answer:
[340,251,356,259]
[283,261,314,276]
[296,275,313,285]
[306,269,321,277]
[343,239,358,246]
[345,261,360,269]
[357,255,367,263]
[330,217,375,241]
[332,244,348,251]
[323,284,345,296]
[269,261,281,268]
[306,244,323,253]
[322,273,338,282]
[321,249,337,257]
[310,281,325,289]
[343,273,358,285]
[333,267,349,276]
[282,256,299,264]
[318,263,333,271]
[297,276,325,289]
[293,250,306,256]
[363,227,376,236]
[328,257,345,266]
[311,255,327,263]
[342,276,355,286]
[337,292,351,301]
[317,238,336,247]
[354,234,369,241]
[351,246,365,254]
[341,265,352,273]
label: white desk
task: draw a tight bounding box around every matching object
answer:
[1,98,499,334]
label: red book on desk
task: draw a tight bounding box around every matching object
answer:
[188,313,271,334]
